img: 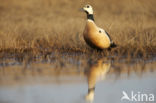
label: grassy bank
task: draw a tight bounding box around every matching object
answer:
[0,0,156,58]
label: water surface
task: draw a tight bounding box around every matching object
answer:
[0,57,155,103]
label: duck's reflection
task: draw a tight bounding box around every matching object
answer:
[85,58,111,102]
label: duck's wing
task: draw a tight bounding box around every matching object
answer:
[97,27,112,41]
[97,27,117,48]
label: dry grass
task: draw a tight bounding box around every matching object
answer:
[0,0,156,58]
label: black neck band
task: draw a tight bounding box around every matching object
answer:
[88,87,95,93]
[87,14,94,21]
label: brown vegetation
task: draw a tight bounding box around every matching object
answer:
[0,0,156,58]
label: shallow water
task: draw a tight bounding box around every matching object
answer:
[0,57,156,103]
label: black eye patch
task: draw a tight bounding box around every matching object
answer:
[87,5,90,8]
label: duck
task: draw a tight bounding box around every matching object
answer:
[85,59,111,102]
[80,4,117,50]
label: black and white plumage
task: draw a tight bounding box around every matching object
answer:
[81,4,117,50]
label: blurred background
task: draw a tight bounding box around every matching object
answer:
[0,0,156,55]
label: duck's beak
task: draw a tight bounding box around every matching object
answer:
[79,8,84,12]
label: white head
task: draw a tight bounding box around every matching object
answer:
[85,90,94,103]
[81,4,93,15]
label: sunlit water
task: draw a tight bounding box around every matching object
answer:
[0,57,156,103]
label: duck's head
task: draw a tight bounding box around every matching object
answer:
[85,90,94,102]
[80,4,93,15]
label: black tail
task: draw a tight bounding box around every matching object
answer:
[108,42,117,51]
[110,42,117,48]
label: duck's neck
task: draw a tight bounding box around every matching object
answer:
[87,14,94,21]
[88,87,95,94]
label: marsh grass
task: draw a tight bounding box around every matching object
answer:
[0,0,156,58]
